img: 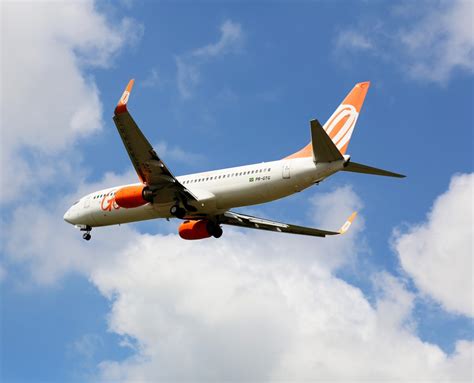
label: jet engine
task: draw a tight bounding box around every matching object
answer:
[178,220,223,240]
[115,185,154,208]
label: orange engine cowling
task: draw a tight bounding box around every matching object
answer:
[115,185,152,208]
[179,220,213,240]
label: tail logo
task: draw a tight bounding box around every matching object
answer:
[120,90,130,105]
[324,104,359,151]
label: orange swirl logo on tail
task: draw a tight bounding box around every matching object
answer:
[324,104,359,154]
[101,194,120,212]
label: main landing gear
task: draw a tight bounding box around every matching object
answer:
[210,223,223,238]
[81,225,92,241]
[170,204,186,219]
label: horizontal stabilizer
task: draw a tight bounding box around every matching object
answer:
[311,119,344,163]
[343,161,405,178]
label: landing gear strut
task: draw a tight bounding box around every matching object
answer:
[80,225,92,241]
[170,204,186,219]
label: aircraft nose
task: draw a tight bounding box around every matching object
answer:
[63,209,73,224]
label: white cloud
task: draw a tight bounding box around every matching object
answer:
[92,239,472,382]
[394,173,474,317]
[154,141,207,168]
[176,20,243,99]
[193,20,243,58]
[2,169,137,286]
[334,1,474,84]
[398,0,474,83]
[140,67,160,88]
[0,1,143,202]
[336,29,374,51]
[176,56,201,99]
[69,333,104,362]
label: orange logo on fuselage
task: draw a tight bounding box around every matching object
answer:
[101,194,120,212]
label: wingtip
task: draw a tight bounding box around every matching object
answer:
[339,211,357,234]
[115,78,135,115]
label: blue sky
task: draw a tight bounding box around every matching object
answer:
[1,1,473,382]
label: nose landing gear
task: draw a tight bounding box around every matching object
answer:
[80,225,92,241]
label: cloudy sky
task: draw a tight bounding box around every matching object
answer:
[1,1,473,382]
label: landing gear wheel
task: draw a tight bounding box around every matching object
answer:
[170,205,186,219]
[83,233,91,241]
[212,225,223,238]
[207,222,223,238]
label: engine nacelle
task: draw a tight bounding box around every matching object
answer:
[178,220,213,240]
[115,185,153,208]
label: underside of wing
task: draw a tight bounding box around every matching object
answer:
[220,211,357,237]
[113,79,197,205]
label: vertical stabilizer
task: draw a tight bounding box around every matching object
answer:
[323,81,370,154]
[285,81,370,159]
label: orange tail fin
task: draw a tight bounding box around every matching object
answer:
[285,81,370,159]
[323,81,370,154]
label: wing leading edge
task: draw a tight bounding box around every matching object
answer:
[113,79,197,204]
[220,211,357,237]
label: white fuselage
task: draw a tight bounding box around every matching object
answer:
[63,157,345,227]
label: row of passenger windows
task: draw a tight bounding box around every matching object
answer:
[93,192,115,199]
[182,167,271,184]
[91,167,272,196]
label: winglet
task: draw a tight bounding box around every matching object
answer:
[339,211,357,234]
[115,79,135,115]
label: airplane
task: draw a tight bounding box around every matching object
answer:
[64,80,405,241]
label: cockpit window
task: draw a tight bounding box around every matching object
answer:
[72,200,79,205]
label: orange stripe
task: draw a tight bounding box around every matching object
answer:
[329,114,350,140]
[338,141,349,155]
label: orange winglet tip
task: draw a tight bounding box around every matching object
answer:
[115,79,135,115]
[339,211,357,234]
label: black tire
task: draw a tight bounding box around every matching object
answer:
[212,225,223,238]
[83,233,91,241]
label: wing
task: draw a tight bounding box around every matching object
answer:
[113,79,197,205]
[220,211,357,237]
